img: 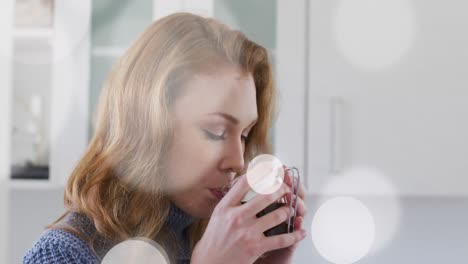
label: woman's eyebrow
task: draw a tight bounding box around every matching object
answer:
[207,112,258,127]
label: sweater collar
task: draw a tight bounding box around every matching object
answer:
[62,202,195,260]
[164,202,195,233]
[64,202,195,237]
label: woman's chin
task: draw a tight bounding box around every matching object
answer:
[190,192,220,219]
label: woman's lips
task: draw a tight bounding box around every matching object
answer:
[209,189,225,200]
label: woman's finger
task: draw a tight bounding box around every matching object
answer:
[261,228,307,252]
[241,183,290,217]
[221,174,251,206]
[255,205,290,232]
[295,216,304,230]
[284,192,308,217]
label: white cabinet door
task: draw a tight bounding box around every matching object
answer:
[0,0,15,261]
[50,0,91,186]
[0,0,14,183]
[307,0,468,196]
[274,0,308,182]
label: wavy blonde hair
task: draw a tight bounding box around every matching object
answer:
[50,12,277,259]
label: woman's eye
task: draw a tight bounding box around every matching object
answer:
[203,130,225,140]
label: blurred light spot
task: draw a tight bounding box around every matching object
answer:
[311,196,375,264]
[246,154,284,195]
[333,0,415,71]
[321,167,401,254]
[102,238,169,264]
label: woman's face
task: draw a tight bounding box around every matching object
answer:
[165,65,258,219]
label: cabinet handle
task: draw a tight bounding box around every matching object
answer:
[329,96,342,174]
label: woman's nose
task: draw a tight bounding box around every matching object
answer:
[222,138,245,174]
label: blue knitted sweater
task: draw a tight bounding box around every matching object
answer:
[23,203,195,263]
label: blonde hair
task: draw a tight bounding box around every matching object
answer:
[50,12,277,259]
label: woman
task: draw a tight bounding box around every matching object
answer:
[23,12,308,264]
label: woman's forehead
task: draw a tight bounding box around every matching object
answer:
[173,68,258,125]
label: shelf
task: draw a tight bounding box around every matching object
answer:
[92,46,127,57]
[7,179,64,190]
[14,28,54,39]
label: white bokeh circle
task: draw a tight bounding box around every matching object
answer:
[320,167,401,254]
[102,238,169,264]
[246,154,284,195]
[311,196,375,264]
[333,0,416,71]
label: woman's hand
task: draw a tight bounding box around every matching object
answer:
[255,166,308,264]
[191,172,307,264]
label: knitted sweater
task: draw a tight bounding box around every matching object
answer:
[23,203,195,263]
